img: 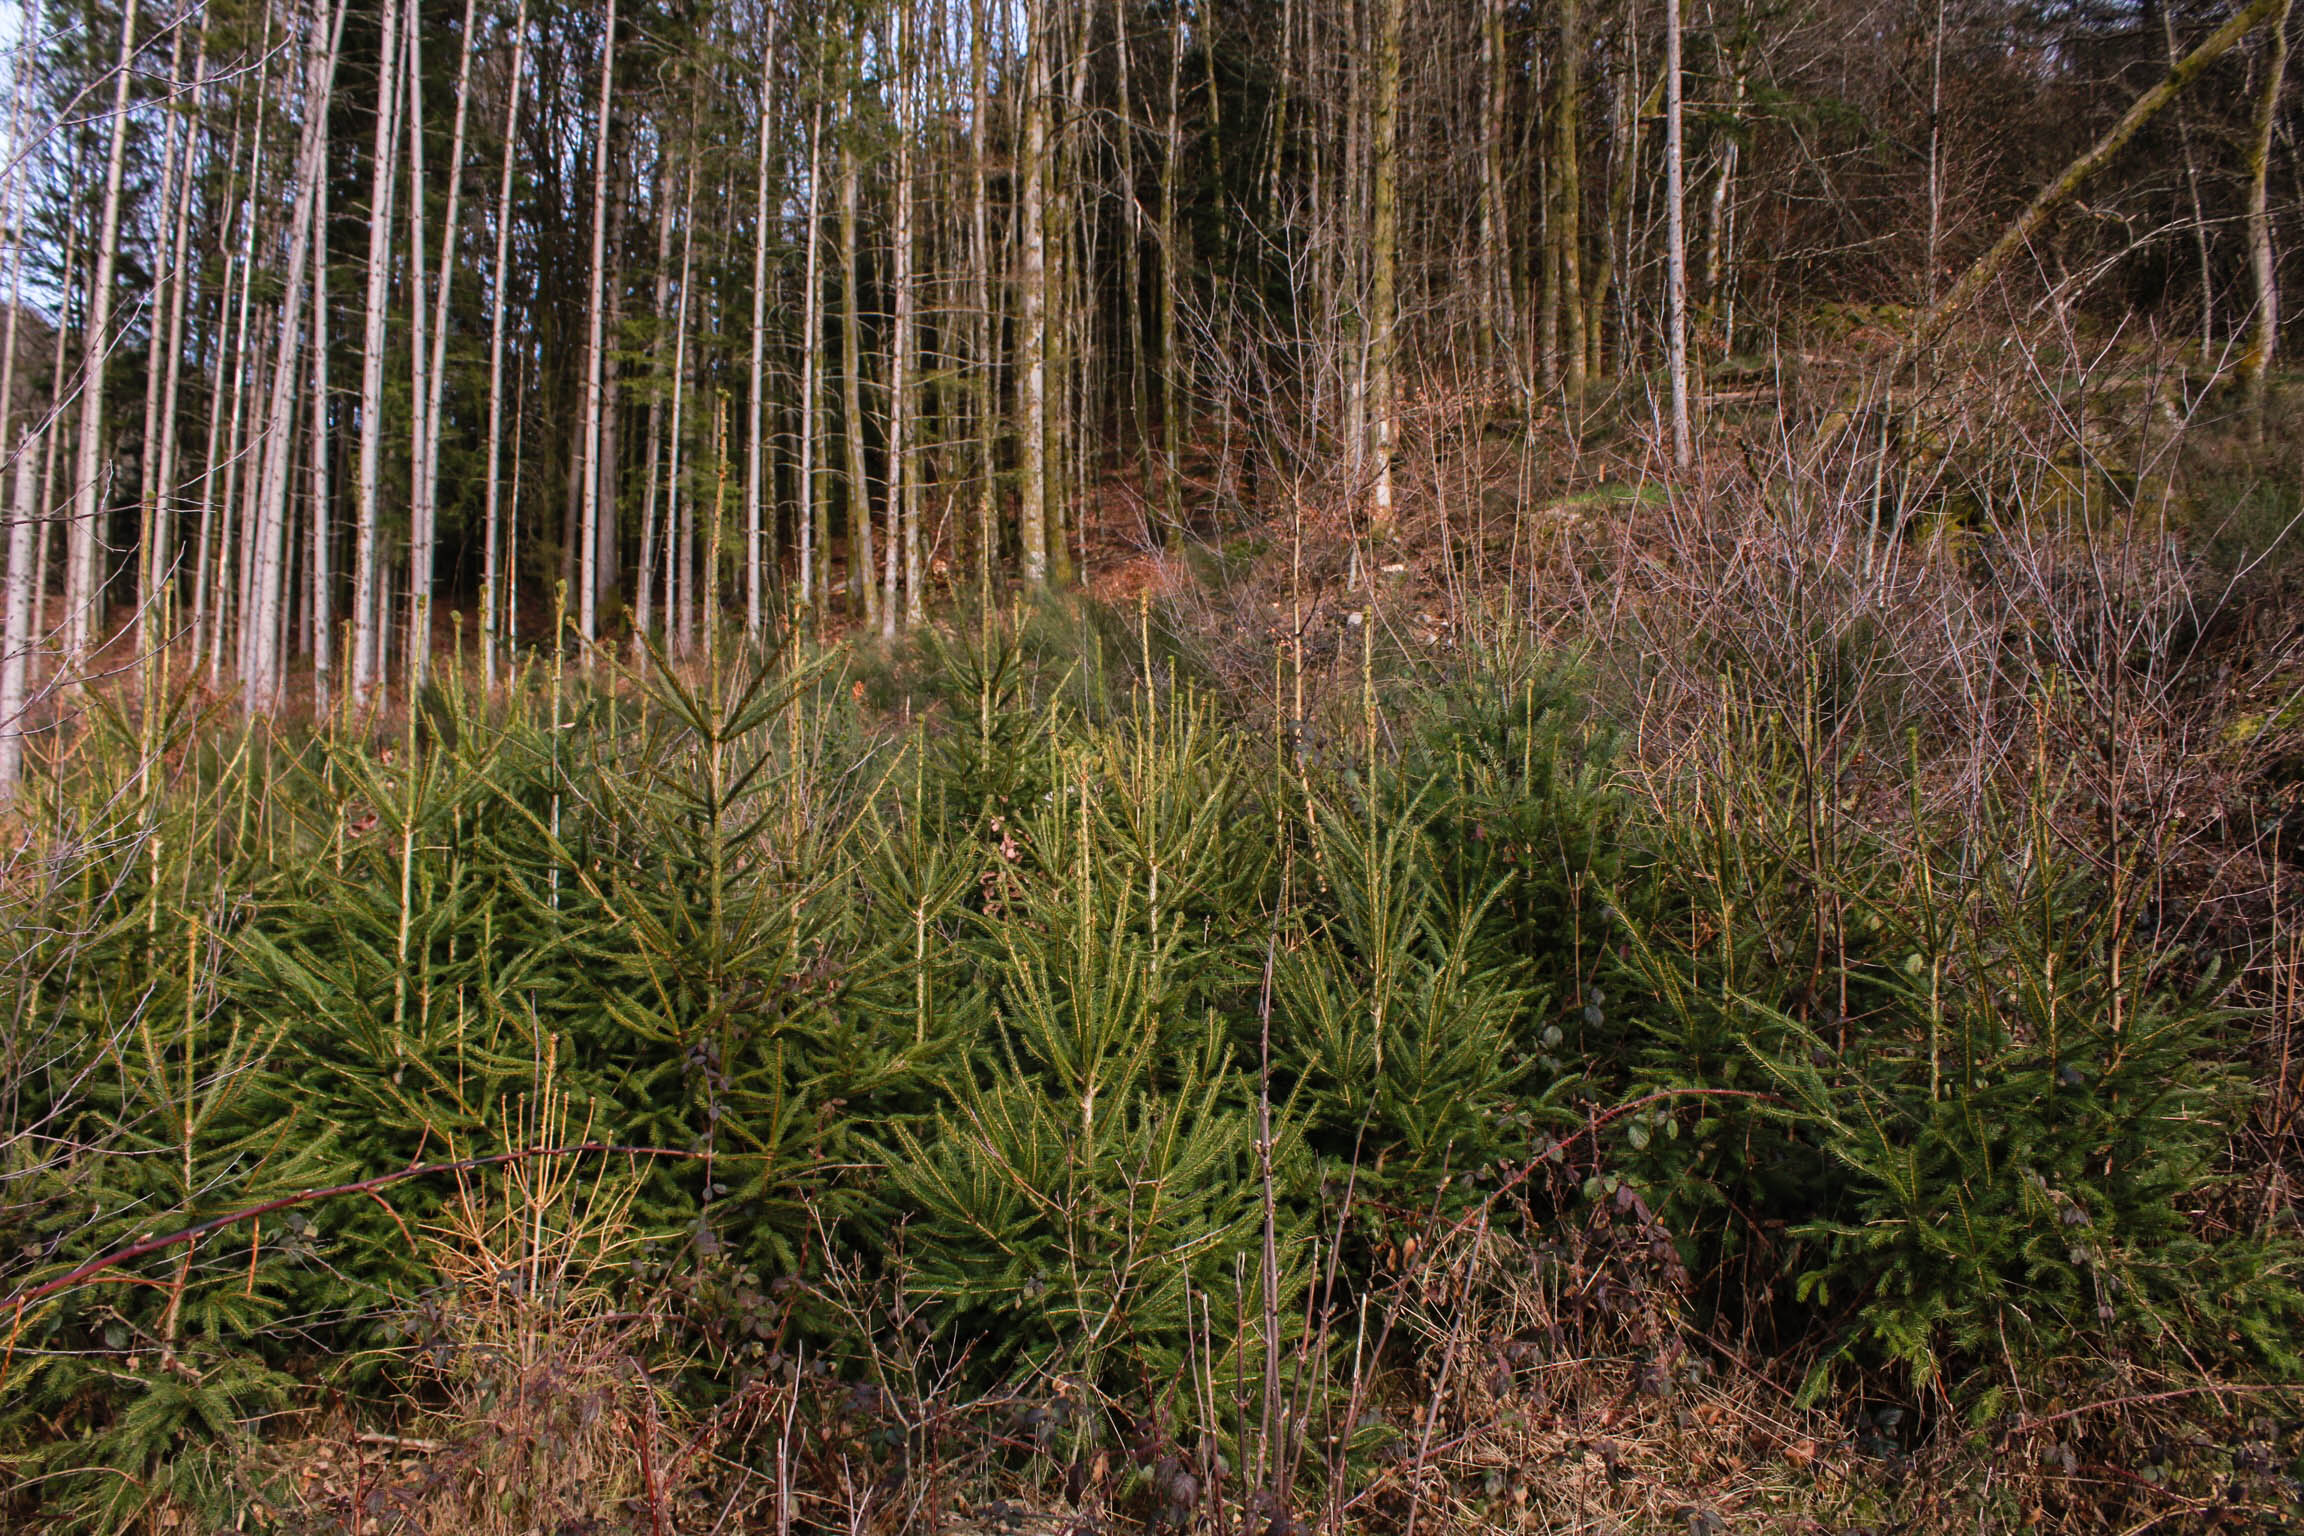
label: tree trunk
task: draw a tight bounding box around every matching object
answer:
[667,156,696,657]
[579,0,619,647]
[1019,0,1051,585]
[1368,0,1402,535]
[135,19,189,681]
[840,136,876,625]
[2243,0,2293,424]
[890,1,921,632]
[1665,0,1691,467]
[353,0,405,707]
[482,0,527,685]
[0,4,43,795]
[1902,0,2290,366]
[243,0,342,714]
[410,0,480,689]
[637,146,675,653]
[799,101,825,618]
[311,148,334,715]
[1556,0,1585,411]
[151,23,209,656]
[64,0,141,672]
[745,14,780,637]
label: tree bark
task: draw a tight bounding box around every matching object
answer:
[1019,0,1051,584]
[409,0,480,688]
[889,0,921,632]
[744,12,781,638]
[839,136,876,624]
[243,0,342,714]
[579,0,619,648]
[1902,0,2290,366]
[1665,0,1691,467]
[353,0,405,707]
[1368,0,1402,534]
[2243,0,2293,424]
[482,0,528,685]
[64,0,141,671]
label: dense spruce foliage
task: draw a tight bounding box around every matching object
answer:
[3,592,2296,1531]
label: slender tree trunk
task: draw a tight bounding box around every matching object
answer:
[1113,0,1151,497]
[135,19,188,681]
[311,152,334,715]
[799,100,825,618]
[2243,0,2293,423]
[353,0,405,707]
[209,84,275,693]
[2163,0,2218,345]
[1590,66,1659,385]
[0,4,43,795]
[1556,0,1586,411]
[64,0,141,671]
[1924,0,1946,306]
[1479,0,1511,377]
[744,13,781,637]
[1159,0,1182,541]
[1019,0,1051,584]
[972,0,998,597]
[637,146,675,652]
[404,3,431,690]
[0,433,37,794]
[1665,0,1691,467]
[407,0,479,688]
[244,0,342,713]
[890,1,921,631]
[1368,0,1401,534]
[839,137,876,624]
[482,0,527,685]
[189,162,240,683]
[579,0,618,647]
[667,155,696,657]
[150,24,208,659]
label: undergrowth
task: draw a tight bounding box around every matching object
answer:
[0,590,2297,1533]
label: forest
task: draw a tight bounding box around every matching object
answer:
[3,0,2303,1527]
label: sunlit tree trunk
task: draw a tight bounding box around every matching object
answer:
[244,0,342,714]
[1018,0,1051,584]
[1478,0,1512,377]
[0,4,43,795]
[1368,0,1401,535]
[971,0,997,599]
[889,0,921,632]
[1665,0,1691,468]
[1555,0,1585,412]
[745,13,780,638]
[1159,0,1182,540]
[409,0,479,688]
[150,24,208,659]
[840,136,876,626]
[353,0,405,707]
[310,155,334,715]
[64,0,141,672]
[799,101,825,617]
[482,0,527,685]
[135,19,189,682]
[579,0,619,647]
[2242,0,2293,425]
